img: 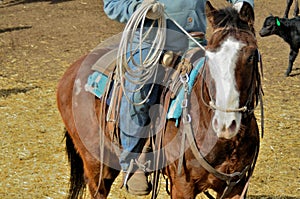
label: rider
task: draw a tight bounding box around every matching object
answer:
[103,0,255,196]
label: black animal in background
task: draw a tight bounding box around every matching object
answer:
[259,15,300,76]
[284,0,299,18]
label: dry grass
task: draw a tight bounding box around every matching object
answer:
[0,0,299,198]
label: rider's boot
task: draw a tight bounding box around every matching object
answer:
[124,142,152,195]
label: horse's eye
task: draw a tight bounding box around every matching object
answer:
[247,54,255,63]
[247,49,259,64]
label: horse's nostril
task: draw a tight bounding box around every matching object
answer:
[221,125,226,132]
[229,120,237,132]
[213,118,218,129]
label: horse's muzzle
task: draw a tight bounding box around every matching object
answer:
[212,112,241,139]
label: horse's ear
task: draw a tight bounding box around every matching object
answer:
[206,1,218,27]
[239,2,255,24]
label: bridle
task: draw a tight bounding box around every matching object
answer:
[200,28,264,121]
[180,27,264,199]
[181,75,258,199]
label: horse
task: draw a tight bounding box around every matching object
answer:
[57,1,263,199]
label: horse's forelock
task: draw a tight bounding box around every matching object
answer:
[212,7,251,32]
[213,7,238,27]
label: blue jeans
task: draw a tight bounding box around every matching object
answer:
[119,49,160,171]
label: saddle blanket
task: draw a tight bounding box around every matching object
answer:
[166,57,205,124]
[84,71,108,99]
[85,57,205,123]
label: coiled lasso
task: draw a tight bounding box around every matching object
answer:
[116,1,166,106]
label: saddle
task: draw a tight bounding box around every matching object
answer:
[86,47,205,120]
[80,34,206,171]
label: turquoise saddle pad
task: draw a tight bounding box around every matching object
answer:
[85,57,205,123]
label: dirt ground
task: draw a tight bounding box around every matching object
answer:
[0,0,299,198]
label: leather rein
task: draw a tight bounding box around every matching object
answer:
[180,73,258,198]
[179,28,263,198]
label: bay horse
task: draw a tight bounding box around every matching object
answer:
[57,1,263,199]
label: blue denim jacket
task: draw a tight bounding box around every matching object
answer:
[103,0,206,33]
[103,0,254,33]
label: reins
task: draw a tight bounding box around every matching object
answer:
[178,27,264,198]
[180,74,257,199]
[112,2,264,198]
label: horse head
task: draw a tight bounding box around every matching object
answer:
[203,1,260,139]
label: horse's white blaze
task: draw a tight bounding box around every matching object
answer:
[206,37,245,139]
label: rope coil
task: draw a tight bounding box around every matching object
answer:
[116,2,166,105]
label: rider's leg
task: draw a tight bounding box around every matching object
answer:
[118,47,159,195]
[119,83,159,195]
